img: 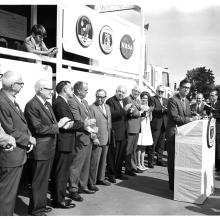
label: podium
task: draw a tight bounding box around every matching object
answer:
[174,118,216,204]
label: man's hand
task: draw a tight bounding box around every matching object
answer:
[29,136,36,146]
[124,103,133,111]
[84,117,96,127]
[58,117,71,128]
[63,121,74,129]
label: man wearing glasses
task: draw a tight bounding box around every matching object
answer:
[89,89,112,189]
[166,79,199,191]
[149,85,168,168]
[0,71,36,215]
[24,79,70,216]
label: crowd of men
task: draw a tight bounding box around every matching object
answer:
[0,71,219,216]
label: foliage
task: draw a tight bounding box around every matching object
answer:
[186,67,215,100]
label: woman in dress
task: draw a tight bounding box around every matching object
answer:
[136,91,154,171]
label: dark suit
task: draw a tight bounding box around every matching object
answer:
[68,95,93,191]
[205,100,220,169]
[0,89,31,216]
[24,95,59,215]
[106,95,127,178]
[165,93,192,189]
[124,95,141,172]
[89,103,111,185]
[190,102,207,117]
[51,96,84,203]
[150,96,168,164]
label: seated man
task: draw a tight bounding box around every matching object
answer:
[22,24,58,57]
[190,93,208,117]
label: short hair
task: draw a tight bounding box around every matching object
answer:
[132,85,141,92]
[116,85,127,94]
[210,89,218,96]
[156,85,165,91]
[140,91,150,99]
[56,81,71,94]
[73,81,87,94]
[31,24,47,38]
[196,93,204,98]
[2,70,22,89]
[96,89,107,96]
[179,78,191,88]
[34,79,51,93]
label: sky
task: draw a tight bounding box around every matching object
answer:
[142,0,220,86]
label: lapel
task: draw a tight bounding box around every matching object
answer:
[129,95,141,110]
[96,103,108,118]
[156,96,162,107]
[177,93,187,115]
[35,96,56,123]
[57,96,72,116]
[73,95,90,117]
[113,95,124,111]
[1,90,27,123]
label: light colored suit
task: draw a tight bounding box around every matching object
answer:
[89,103,111,184]
[68,94,93,191]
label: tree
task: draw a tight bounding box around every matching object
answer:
[186,67,215,100]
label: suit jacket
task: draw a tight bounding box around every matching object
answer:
[0,123,13,148]
[190,102,208,117]
[106,95,127,141]
[150,96,168,130]
[166,93,192,140]
[0,90,30,167]
[52,96,84,152]
[24,95,59,160]
[90,103,112,145]
[68,95,92,147]
[124,95,141,134]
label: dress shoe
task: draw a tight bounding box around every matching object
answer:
[133,169,143,174]
[43,206,52,213]
[125,170,137,176]
[148,164,154,168]
[88,185,99,191]
[116,174,128,180]
[68,192,84,202]
[156,161,166,167]
[78,188,95,194]
[52,199,76,209]
[30,211,47,216]
[96,180,111,186]
[108,177,116,183]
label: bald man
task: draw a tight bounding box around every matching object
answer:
[24,79,69,216]
[0,71,36,216]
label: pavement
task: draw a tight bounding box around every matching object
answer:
[14,158,220,216]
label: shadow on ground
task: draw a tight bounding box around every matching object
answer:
[116,175,173,200]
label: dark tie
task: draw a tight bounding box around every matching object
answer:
[181,99,186,112]
[196,104,200,113]
[44,101,54,119]
[14,101,22,114]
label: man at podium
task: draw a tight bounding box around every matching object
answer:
[166,79,199,191]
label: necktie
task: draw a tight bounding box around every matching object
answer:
[14,101,21,115]
[181,99,186,112]
[81,100,89,114]
[100,105,106,116]
[44,101,54,119]
[196,104,200,113]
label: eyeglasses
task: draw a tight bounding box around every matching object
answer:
[96,96,106,99]
[158,90,164,93]
[43,87,53,91]
[181,86,190,90]
[14,82,24,86]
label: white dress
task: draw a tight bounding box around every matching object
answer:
[137,106,153,146]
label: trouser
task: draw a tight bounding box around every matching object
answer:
[89,145,109,185]
[29,158,54,215]
[149,125,166,164]
[69,143,92,192]
[125,133,139,171]
[167,135,175,188]
[0,165,23,216]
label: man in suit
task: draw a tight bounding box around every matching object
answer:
[149,85,168,168]
[166,79,198,191]
[89,89,112,189]
[106,85,131,182]
[0,70,36,216]
[68,81,96,197]
[190,93,208,117]
[206,90,220,171]
[51,81,87,208]
[124,85,142,176]
[24,79,69,216]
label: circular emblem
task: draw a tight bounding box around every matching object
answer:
[207,117,216,148]
[76,15,93,47]
[99,25,113,54]
[120,34,134,59]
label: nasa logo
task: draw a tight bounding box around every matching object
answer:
[120,34,134,59]
[207,117,216,148]
[99,25,113,54]
[76,15,93,48]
